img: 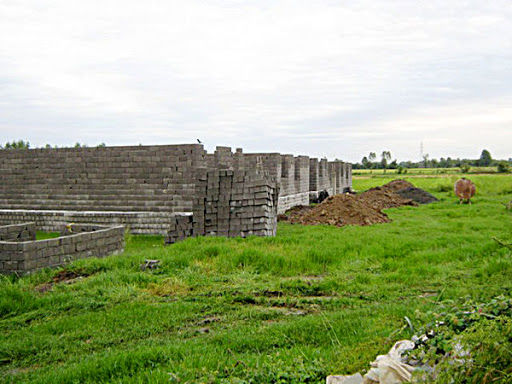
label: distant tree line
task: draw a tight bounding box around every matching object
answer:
[353,149,511,173]
[0,140,106,150]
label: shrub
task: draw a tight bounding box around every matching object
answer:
[497,161,511,173]
[460,164,471,173]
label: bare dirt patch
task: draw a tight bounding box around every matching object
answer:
[34,269,90,293]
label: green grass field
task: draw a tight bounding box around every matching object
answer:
[352,166,498,176]
[1,174,511,383]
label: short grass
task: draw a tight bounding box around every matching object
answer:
[35,231,60,240]
[0,174,511,383]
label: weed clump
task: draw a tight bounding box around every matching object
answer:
[408,295,512,383]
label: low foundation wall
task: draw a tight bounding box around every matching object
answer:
[0,223,124,274]
[0,209,174,235]
[0,222,36,241]
[278,192,310,213]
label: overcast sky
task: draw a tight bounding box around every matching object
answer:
[0,0,511,162]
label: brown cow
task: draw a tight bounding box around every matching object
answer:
[454,178,476,204]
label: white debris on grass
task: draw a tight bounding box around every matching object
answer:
[326,340,417,384]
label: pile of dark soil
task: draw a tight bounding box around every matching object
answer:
[278,205,312,222]
[289,194,389,226]
[287,179,437,227]
[382,179,415,192]
[395,187,438,204]
[358,187,417,211]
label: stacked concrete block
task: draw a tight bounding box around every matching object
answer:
[0,223,124,274]
[164,214,193,244]
[240,152,282,180]
[168,168,278,243]
[309,158,319,194]
[191,168,208,237]
[227,170,279,238]
[344,163,352,191]
[318,159,332,195]
[0,144,205,214]
[0,144,351,234]
[0,209,174,235]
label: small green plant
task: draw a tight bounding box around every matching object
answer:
[409,296,512,383]
[460,164,471,173]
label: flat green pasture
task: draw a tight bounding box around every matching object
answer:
[0,174,511,383]
[353,166,497,176]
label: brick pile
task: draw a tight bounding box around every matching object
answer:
[164,214,193,244]
[166,168,279,244]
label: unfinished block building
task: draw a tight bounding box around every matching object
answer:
[0,144,351,240]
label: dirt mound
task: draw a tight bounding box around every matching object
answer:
[359,187,417,211]
[395,187,438,204]
[382,179,415,192]
[287,179,437,227]
[278,205,312,221]
[289,194,390,226]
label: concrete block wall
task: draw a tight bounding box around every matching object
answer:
[0,144,206,213]
[0,144,351,234]
[0,223,124,274]
[319,159,332,194]
[0,222,36,241]
[309,158,319,193]
[0,209,174,235]
[326,161,352,195]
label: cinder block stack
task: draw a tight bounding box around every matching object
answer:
[192,168,207,237]
[164,214,193,244]
[167,167,279,243]
[236,173,279,237]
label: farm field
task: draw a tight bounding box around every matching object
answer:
[1,173,511,383]
[352,166,498,176]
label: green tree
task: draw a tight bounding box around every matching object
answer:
[1,140,30,150]
[479,149,492,166]
[422,154,429,168]
[381,151,391,172]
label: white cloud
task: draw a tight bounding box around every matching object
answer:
[0,0,511,161]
